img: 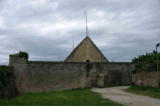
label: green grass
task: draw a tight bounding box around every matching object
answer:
[125,86,160,99]
[0,89,123,106]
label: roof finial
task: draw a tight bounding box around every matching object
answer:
[85,11,89,36]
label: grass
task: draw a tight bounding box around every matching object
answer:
[125,86,160,99]
[0,89,123,106]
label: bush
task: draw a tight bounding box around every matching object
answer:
[0,66,16,99]
[18,51,29,59]
[132,52,160,73]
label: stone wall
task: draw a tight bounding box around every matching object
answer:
[132,71,160,88]
[14,62,88,93]
[10,55,135,93]
[102,63,134,86]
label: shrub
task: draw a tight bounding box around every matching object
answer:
[0,66,14,99]
[132,52,160,73]
[18,51,29,59]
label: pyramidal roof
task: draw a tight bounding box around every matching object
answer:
[65,36,108,62]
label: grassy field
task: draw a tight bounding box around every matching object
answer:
[0,89,123,106]
[125,86,160,99]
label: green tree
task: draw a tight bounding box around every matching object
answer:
[132,52,160,73]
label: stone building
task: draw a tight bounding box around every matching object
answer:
[65,36,108,62]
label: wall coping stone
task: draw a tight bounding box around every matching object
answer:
[27,61,133,64]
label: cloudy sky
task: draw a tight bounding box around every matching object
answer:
[0,0,160,65]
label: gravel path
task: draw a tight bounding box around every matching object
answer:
[91,86,160,106]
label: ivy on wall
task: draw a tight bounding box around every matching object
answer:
[0,66,16,99]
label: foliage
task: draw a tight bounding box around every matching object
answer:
[18,51,29,60]
[0,89,123,106]
[132,52,160,73]
[125,85,160,99]
[0,66,13,99]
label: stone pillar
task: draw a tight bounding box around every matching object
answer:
[97,73,104,87]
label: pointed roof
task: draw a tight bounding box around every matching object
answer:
[65,36,108,62]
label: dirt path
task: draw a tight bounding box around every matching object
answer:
[91,86,160,106]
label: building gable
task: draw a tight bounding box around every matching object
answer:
[65,36,108,62]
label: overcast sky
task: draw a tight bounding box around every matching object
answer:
[0,0,160,65]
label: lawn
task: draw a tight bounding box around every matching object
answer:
[0,89,123,106]
[125,86,160,99]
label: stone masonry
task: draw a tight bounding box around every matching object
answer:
[9,54,135,93]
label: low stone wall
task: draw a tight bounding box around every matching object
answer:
[132,71,160,88]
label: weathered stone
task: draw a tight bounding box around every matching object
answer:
[12,60,134,93]
[132,71,160,88]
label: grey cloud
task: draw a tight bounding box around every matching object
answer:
[0,0,160,65]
